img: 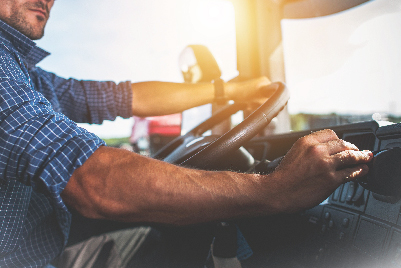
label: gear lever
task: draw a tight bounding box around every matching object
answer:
[358,147,401,196]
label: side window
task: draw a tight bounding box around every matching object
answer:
[282,0,401,130]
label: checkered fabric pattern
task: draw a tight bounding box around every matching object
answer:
[0,19,132,267]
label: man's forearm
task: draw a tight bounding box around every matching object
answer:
[130,77,273,117]
[62,146,272,225]
[62,130,373,226]
[131,81,214,117]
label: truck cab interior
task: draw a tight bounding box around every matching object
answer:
[68,0,401,267]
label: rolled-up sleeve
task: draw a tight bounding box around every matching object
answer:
[30,67,133,124]
[0,77,105,213]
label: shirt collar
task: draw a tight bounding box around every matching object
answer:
[0,19,50,69]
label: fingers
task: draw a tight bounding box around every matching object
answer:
[229,76,271,103]
[256,76,272,89]
[336,164,370,183]
[303,130,373,183]
[259,83,276,98]
[332,150,372,184]
[334,150,373,170]
[307,129,368,157]
[326,139,359,155]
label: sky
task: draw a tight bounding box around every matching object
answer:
[35,0,237,138]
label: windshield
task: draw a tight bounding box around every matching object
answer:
[282,0,401,130]
[36,0,237,139]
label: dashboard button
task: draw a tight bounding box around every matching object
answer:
[342,218,350,228]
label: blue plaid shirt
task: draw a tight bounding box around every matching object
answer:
[0,20,132,267]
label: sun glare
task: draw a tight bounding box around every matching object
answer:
[189,0,235,38]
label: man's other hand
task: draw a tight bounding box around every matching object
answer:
[226,76,273,110]
[265,129,373,213]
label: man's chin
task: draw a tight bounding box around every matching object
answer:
[19,27,45,40]
[23,15,47,39]
[23,24,46,40]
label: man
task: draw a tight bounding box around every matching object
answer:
[0,0,373,267]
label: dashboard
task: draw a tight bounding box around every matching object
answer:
[241,121,401,268]
[67,120,401,268]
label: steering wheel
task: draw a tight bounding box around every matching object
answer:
[152,82,289,171]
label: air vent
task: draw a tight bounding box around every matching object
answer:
[343,133,376,151]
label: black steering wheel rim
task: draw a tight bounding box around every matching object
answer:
[182,82,289,170]
[153,82,289,170]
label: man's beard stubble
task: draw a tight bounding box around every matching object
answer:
[8,1,48,40]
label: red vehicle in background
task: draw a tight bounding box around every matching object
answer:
[130,114,182,155]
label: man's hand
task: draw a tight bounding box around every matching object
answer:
[265,129,373,213]
[226,76,273,109]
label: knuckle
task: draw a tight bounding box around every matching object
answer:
[338,139,348,149]
[343,150,353,160]
[346,150,361,163]
[295,136,310,148]
[298,135,309,144]
[341,140,358,150]
[323,129,337,138]
[339,151,354,164]
[308,144,326,156]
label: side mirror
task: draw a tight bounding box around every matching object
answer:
[178,45,222,83]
